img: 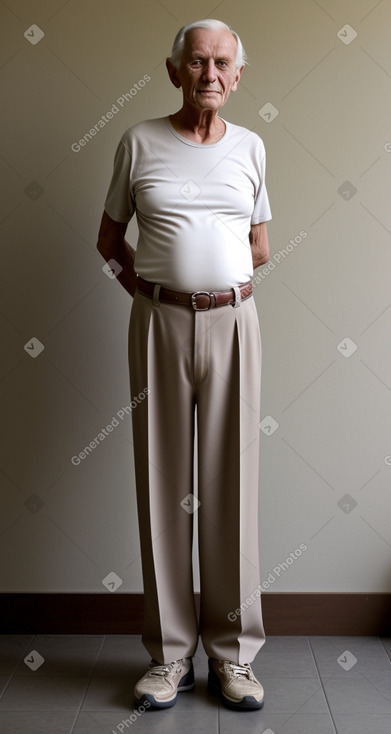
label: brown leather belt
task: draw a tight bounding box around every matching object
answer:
[137,277,253,311]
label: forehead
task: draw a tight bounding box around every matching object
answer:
[183,27,238,59]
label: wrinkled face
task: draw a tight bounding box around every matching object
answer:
[167,28,244,113]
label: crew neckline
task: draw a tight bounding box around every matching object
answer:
[165,116,230,147]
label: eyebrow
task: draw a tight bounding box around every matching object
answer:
[189,52,232,62]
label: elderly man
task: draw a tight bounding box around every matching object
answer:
[97,18,271,711]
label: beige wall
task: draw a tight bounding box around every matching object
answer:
[1,0,390,595]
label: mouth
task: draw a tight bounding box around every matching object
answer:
[196,89,221,94]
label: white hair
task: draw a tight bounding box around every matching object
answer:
[169,19,248,69]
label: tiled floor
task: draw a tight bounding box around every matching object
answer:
[1,635,391,733]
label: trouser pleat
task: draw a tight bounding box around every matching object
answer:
[128,292,265,663]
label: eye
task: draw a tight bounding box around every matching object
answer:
[217,60,228,67]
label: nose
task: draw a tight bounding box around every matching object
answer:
[202,59,217,82]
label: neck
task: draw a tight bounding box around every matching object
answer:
[169,107,225,144]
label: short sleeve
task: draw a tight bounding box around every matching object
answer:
[251,144,272,225]
[104,139,135,223]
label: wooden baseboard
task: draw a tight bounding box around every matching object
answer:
[1,593,390,635]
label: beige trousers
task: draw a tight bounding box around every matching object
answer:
[128,289,265,664]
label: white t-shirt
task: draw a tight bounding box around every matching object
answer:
[104,116,272,291]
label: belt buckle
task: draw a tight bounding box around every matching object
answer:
[191,291,213,311]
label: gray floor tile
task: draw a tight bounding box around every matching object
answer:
[262,636,313,654]
[323,676,391,714]
[0,676,11,698]
[0,711,76,734]
[380,637,391,661]
[1,634,390,733]
[192,648,211,681]
[173,677,216,712]
[71,710,134,734]
[358,668,391,704]
[0,636,34,675]
[220,710,336,734]
[318,654,391,686]
[14,635,104,677]
[310,635,385,654]
[333,713,391,734]
[256,676,329,713]
[193,646,210,666]
[310,635,388,661]
[253,649,319,679]
[93,635,146,676]
[217,707,270,734]
[0,675,88,711]
[73,709,219,733]
[309,636,391,681]
[276,714,336,734]
[81,675,140,712]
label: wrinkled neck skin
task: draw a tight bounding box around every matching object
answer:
[169,107,226,144]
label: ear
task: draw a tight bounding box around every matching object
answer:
[166,58,182,89]
[231,64,244,92]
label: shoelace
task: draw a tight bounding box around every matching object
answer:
[225,662,253,679]
[149,664,174,677]
[148,659,183,677]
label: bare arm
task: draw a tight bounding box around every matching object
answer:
[249,222,270,269]
[97,210,138,297]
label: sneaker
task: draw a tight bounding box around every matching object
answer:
[134,657,194,709]
[208,658,264,710]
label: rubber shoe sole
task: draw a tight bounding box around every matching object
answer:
[134,664,195,709]
[207,664,264,711]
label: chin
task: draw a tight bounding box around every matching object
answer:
[197,99,221,110]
